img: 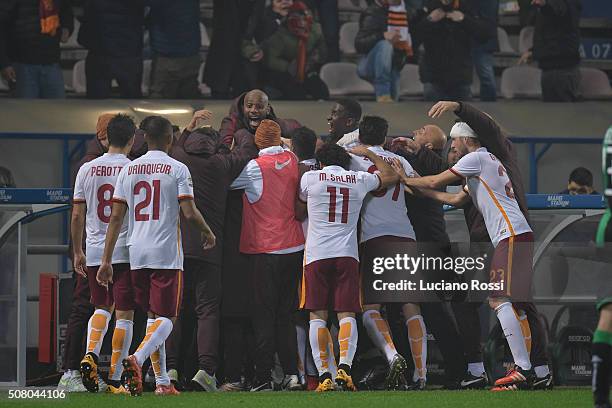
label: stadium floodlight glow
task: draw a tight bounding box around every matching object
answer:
[132,108,192,115]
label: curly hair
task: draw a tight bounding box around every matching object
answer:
[315,143,351,170]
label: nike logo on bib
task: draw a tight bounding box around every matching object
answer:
[275,158,292,170]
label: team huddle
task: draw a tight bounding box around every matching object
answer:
[68,92,553,397]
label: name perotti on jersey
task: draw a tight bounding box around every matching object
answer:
[349,146,416,243]
[299,165,381,265]
[73,153,131,266]
[450,147,532,247]
[112,150,194,270]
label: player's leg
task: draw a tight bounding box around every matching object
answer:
[309,310,336,392]
[403,303,427,390]
[333,257,361,391]
[519,302,553,389]
[296,312,308,386]
[107,263,136,394]
[303,258,336,391]
[593,302,612,408]
[489,298,534,390]
[296,310,319,389]
[362,304,407,389]
[80,265,115,393]
[124,269,180,396]
[487,235,534,391]
[359,238,400,370]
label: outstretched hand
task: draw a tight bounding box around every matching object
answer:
[428,101,460,118]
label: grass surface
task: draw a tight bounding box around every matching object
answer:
[1,388,593,408]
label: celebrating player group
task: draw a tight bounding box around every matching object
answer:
[65,92,609,403]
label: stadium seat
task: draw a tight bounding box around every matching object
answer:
[142,59,152,95]
[500,65,542,99]
[497,27,516,54]
[579,67,612,99]
[72,60,87,94]
[200,22,210,48]
[60,18,81,49]
[338,0,367,11]
[339,22,359,55]
[63,69,74,92]
[197,62,211,96]
[319,62,374,96]
[399,64,423,96]
[519,26,534,54]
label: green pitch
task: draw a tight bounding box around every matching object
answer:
[2,388,593,408]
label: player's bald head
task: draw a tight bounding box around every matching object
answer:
[243,89,271,129]
[412,124,447,150]
[244,89,269,107]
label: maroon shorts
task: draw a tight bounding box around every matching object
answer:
[300,257,361,313]
[489,232,534,300]
[131,269,183,317]
[87,263,135,310]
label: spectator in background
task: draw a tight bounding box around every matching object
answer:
[560,167,599,195]
[241,0,293,91]
[0,0,73,98]
[472,0,498,101]
[0,167,15,188]
[519,0,581,102]
[78,0,145,99]
[262,2,329,100]
[304,0,340,62]
[411,0,492,101]
[355,0,413,103]
[204,0,264,99]
[147,0,201,99]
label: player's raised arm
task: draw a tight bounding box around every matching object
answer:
[398,167,460,191]
[415,187,471,207]
[350,145,399,188]
[179,199,216,250]
[98,200,128,286]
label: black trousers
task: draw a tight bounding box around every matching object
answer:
[85,53,143,99]
[248,251,302,382]
[166,259,221,375]
[62,275,93,370]
[267,71,329,100]
[541,66,580,102]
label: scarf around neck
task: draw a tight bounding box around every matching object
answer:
[387,1,413,57]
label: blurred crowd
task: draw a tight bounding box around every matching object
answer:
[0,0,583,102]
